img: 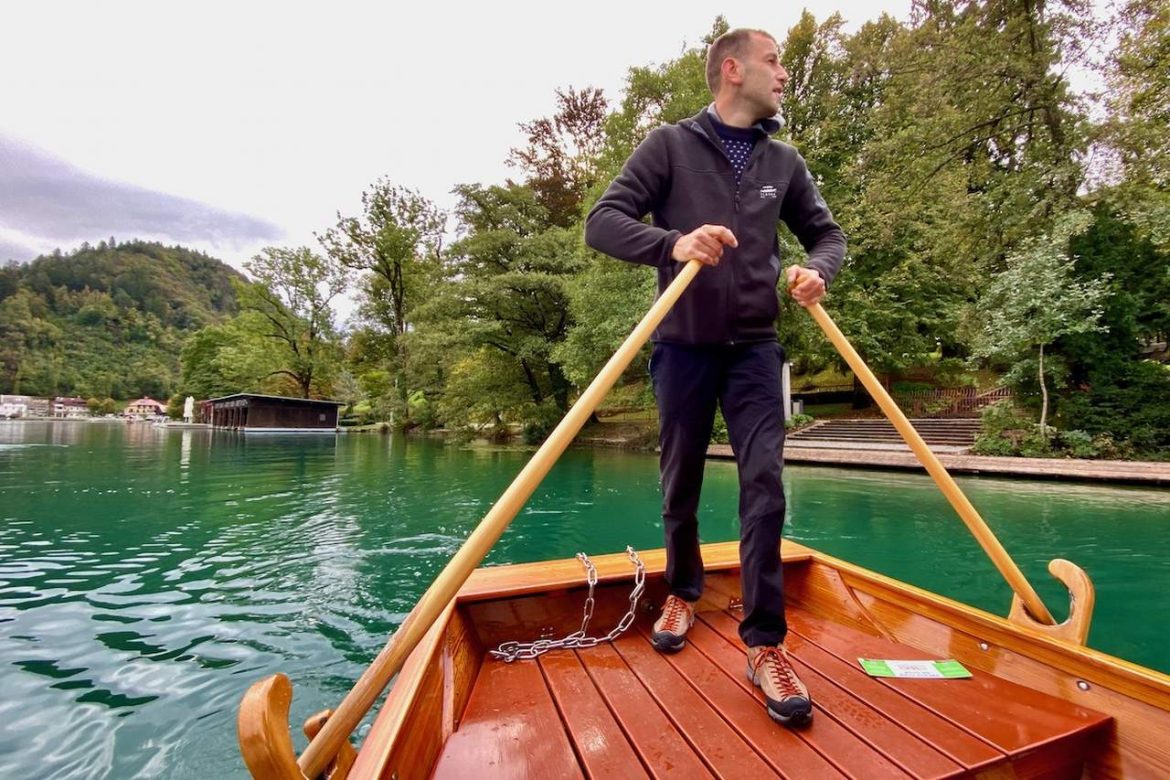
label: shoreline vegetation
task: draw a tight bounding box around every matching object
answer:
[3,10,1168,462]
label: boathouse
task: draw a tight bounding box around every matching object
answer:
[206,393,344,433]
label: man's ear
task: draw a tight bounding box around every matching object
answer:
[721,57,743,87]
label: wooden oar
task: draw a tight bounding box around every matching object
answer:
[290,259,704,778]
[794,273,1056,626]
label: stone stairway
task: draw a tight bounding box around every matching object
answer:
[788,418,982,452]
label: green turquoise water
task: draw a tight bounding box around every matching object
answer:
[1,420,1167,778]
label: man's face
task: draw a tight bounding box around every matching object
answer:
[736,34,789,120]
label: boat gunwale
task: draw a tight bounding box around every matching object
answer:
[346,600,456,779]
[454,539,814,602]
[801,546,1170,705]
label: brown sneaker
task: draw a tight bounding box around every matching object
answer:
[746,645,813,726]
[650,595,696,653]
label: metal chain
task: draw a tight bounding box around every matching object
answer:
[489,546,646,662]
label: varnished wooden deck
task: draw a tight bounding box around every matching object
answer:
[432,597,1111,779]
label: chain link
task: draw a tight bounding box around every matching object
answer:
[490,546,646,662]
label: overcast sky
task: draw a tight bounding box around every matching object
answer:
[1,1,914,268]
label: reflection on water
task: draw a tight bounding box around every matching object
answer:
[0,420,1167,778]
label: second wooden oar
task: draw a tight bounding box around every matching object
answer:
[292,259,704,778]
[795,272,1056,626]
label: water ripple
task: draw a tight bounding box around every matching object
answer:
[1,423,1167,778]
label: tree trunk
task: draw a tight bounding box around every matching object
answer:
[547,361,571,412]
[1037,342,1048,434]
[519,359,544,404]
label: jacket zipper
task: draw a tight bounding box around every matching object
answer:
[686,119,766,345]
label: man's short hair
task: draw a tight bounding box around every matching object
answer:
[705,28,777,95]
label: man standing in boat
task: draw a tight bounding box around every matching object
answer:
[585,27,845,727]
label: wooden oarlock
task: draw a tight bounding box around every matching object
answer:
[238,260,705,779]
[797,274,1094,635]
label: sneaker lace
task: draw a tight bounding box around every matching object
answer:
[660,595,691,632]
[753,647,803,698]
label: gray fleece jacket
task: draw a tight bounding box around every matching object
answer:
[585,108,846,345]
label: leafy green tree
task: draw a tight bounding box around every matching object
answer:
[1054,205,1170,451]
[415,184,583,430]
[970,215,1108,430]
[555,256,656,388]
[332,369,362,417]
[0,289,61,394]
[1099,0,1170,251]
[235,247,348,398]
[819,1,1091,373]
[319,181,445,419]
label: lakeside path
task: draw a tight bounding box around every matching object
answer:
[707,444,1170,486]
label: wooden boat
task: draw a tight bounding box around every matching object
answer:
[242,538,1170,779]
[237,264,1170,777]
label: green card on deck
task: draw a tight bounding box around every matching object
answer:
[858,658,973,679]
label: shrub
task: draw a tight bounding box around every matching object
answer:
[972,399,1032,454]
[1058,429,1098,459]
[711,410,729,444]
[972,434,1017,456]
[521,401,563,445]
[1019,428,1057,458]
[1058,361,1170,456]
[934,358,977,388]
[785,412,814,430]
[1090,433,1135,461]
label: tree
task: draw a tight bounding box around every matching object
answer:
[1098,0,1170,251]
[414,184,583,433]
[816,1,1092,373]
[319,181,446,420]
[235,246,349,398]
[970,215,1108,430]
[509,87,609,227]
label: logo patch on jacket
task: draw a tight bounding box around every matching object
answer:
[759,184,777,199]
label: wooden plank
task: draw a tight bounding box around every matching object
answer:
[631,621,848,779]
[538,650,649,779]
[702,577,1006,771]
[350,601,454,780]
[672,618,912,779]
[577,643,715,779]
[431,659,583,779]
[464,583,645,650]
[777,628,1005,770]
[824,558,1170,711]
[611,635,781,778]
[784,606,1112,755]
[457,541,813,602]
[443,606,482,737]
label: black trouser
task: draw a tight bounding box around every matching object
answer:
[650,341,788,647]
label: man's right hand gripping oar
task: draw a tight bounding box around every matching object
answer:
[672,224,738,265]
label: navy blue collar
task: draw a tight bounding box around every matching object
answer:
[706,104,781,136]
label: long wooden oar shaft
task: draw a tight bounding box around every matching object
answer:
[298,260,703,777]
[803,300,1056,625]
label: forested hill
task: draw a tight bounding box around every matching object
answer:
[0,240,244,400]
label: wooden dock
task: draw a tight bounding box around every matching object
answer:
[707,444,1170,486]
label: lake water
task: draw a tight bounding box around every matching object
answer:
[1,420,1167,778]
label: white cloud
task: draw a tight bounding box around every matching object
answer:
[0,1,912,269]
